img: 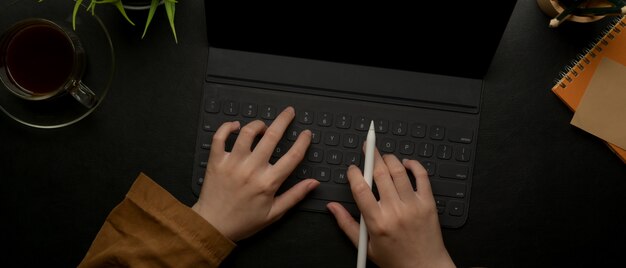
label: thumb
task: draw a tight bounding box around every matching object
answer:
[327,202,360,247]
[268,179,319,221]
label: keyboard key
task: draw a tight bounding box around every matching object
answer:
[273,142,288,158]
[379,138,396,153]
[199,133,213,150]
[439,163,469,180]
[332,169,348,184]
[355,116,370,131]
[241,103,257,118]
[448,127,473,144]
[430,179,466,198]
[391,121,407,136]
[295,198,358,218]
[436,144,452,160]
[343,133,359,148]
[374,119,388,133]
[411,123,427,138]
[296,165,311,179]
[399,140,414,155]
[345,152,361,166]
[314,167,331,182]
[298,111,314,124]
[318,112,333,127]
[420,160,436,176]
[205,99,220,113]
[324,132,340,146]
[200,139,211,150]
[307,183,355,203]
[260,105,276,119]
[417,142,434,157]
[287,127,300,141]
[336,114,351,129]
[307,148,324,162]
[448,200,465,216]
[455,146,471,162]
[201,142,211,150]
[326,150,343,165]
[202,116,220,132]
[430,126,445,140]
[435,198,446,214]
[311,129,321,144]
[223,101,239,115]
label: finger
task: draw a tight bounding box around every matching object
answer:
[370,149,399,203]
[383,155,416,201]
[403,159,433,197]
[273,129,312,179]
[327,202,360,247]
[232,120,266,155]
[210,121,241,159]
[268,179,319,221]
[347,165,379,221]
[252,107,295,161]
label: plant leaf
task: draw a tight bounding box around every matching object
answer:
[72,0,84,30]
[142,0,160,39]
[89,0,96,16]
[164,1,178,43]
[113,0,136,26]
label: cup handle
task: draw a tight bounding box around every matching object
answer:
[68,80,98,109]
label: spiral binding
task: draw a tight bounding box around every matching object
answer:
[555,16,626,89]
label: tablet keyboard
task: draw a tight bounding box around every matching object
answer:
[192,82,476,228]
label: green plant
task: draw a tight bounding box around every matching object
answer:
[39,0,178,43]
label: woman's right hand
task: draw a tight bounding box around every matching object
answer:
[327,152,455,268]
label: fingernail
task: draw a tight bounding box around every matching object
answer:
[307,180,320,190]
[402,158,408,164]
[326,203,335,212]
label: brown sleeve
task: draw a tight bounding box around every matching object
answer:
[78,173,236,268]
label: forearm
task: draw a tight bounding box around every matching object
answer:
[78,173,235,268]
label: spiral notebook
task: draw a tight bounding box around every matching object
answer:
[551,16,626,163]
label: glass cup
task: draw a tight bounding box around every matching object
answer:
[0,18,97,108]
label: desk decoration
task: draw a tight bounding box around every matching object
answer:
[550,16,626,163]
[0,0,114,129]
[40,0,178,43]
[570,58,626,152]
[537,0,626,27]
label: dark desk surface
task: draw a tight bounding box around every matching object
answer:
[1,1,625,267]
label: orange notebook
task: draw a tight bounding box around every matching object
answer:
[551,16,626,163]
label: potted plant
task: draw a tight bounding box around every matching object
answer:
[72,0,178,43]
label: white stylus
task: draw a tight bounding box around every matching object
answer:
[357,120,376,268]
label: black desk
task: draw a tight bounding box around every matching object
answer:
[1,1,625,267]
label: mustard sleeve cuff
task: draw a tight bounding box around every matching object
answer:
[126,173,236,263]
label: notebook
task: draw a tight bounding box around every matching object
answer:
[191,2,518,228]
[551,16,626,163]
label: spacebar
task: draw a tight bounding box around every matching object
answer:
[306,183,356,203]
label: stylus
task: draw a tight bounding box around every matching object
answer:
[357,121,376,268]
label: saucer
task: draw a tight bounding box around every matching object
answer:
[0,0,114,129]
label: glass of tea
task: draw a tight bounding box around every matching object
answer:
[0,18,97,108]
